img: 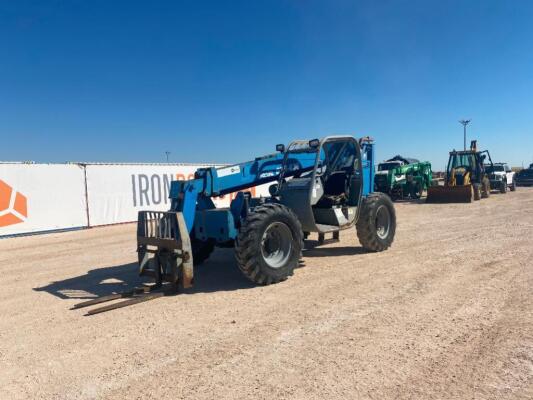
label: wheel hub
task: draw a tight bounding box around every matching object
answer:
[375,205,391,240]
[261,222,292,269]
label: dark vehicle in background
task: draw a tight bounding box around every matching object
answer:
[516,167,533,187]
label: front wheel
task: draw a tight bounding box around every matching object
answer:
[510,179,516,191]
[410,181,423,199]
[481,178,491,198]
[500,180,507,194]
[192,239,215,266]
[473,184,481,201]
[356,193,396,252]
[235,203,303,285]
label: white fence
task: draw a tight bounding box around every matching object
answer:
[85,164,208,227]
[0,162,269,237]
[0,164,88,235]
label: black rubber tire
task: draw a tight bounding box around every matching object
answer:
[481,178,490,198]
[500,180,507,194]
[473,184,481,201]
[510,179,516,191]
[192,239,215,266]
[356,192,396,252]
[410,181,423,199]
[391,193,401,201]
[234,203,303,285]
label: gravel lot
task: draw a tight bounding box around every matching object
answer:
[1,189,532,400]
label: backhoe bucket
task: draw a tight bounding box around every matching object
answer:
[426,184,473,203]
[137,211,193,288]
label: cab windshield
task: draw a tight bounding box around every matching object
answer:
[378,162,401,171]
[448,153,476,172]
[279,142,321,177]
[279,139,357,180]
[486,165,504,173]
[322,141,357,173]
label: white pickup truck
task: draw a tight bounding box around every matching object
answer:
[486,163,516,193]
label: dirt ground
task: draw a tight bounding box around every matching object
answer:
[1,189,532,400]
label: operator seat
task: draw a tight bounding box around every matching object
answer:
[324,171,346,196]
[316,171,347,207]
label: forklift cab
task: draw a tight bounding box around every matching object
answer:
[277,136,363,234]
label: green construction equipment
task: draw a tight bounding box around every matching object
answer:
[374,155,433,200]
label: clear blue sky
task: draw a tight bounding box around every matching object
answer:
[2,0,533,169]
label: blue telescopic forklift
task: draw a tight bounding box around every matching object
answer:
[74,135,396,314]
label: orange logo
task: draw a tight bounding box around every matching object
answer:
[0,180,28,227]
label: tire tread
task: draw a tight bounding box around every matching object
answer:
[234,203,303,285]
[356,193,396,252]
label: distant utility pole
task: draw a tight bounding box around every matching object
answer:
[165,151,171,163]
[459,119,471,151]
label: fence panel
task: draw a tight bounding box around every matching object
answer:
[0,163,87,236]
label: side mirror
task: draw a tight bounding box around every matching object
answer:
[268,183,279,196]
[276,144,285,153]
[309,139,320,148]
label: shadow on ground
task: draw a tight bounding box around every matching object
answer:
[34,240,371,300]
[34,248,255,300]
[392,197,427,205]
[303,240,368,257]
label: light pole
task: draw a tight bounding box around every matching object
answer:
[165,151,170,163]
[459,119,471,151]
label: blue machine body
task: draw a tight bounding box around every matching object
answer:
[169,136,375,243]
[361,139,375,195]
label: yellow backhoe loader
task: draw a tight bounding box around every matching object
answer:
[427,140,493,203]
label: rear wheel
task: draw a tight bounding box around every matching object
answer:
[410,181,423,199]
[473,184,481,201]
[235,203,303,285]
[356,193,396,252]
[481,178,490,198]
[192,239,215,266]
